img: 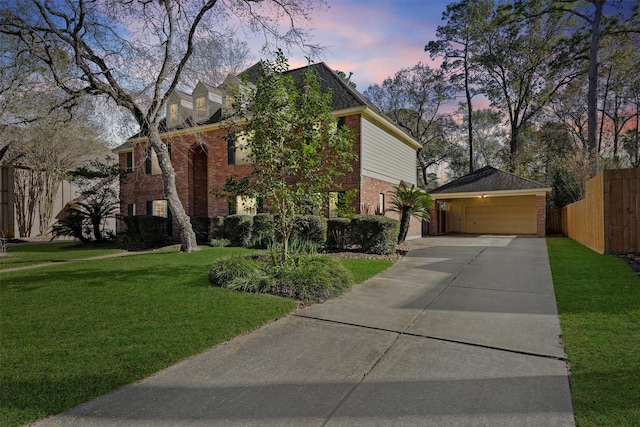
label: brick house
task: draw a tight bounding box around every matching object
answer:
[428,166,551,237]
[113,62,422,238]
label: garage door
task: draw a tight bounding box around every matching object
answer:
[465,205,536,234]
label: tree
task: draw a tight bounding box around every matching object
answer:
[0,95,108,237]
[388,181,433,244]
[426,0,492,173]
[52,159,121,243]
[230,53,355,260]
[473,0,577,170]
[363,63,453,187]
[1,0,324,252]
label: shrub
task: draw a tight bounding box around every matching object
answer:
[350,215,399,255]
[224,215,253,247]
[209,238,232,248]
[209,253,353,304]
[190,216,211,244]
[252,213,276,248]
[124,215,168,247]
[293,215,327,245]
[326,218,351,250]
[272,255,352,303]
[211,216,226,239]
[208,254,265,287]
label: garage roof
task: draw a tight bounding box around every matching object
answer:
[431,166,551,197]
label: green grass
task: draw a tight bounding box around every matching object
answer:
[338,258,394,284]
[547,238,640,426]
[0,245,393,426]
[1,242,125,269]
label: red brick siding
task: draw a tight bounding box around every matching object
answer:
[360,176,422,239]
[117,113,424,237]
[536,195,546,238]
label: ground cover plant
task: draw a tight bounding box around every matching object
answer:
[0,242,124,270]
[547,238,640,426]
[0,245,392,426]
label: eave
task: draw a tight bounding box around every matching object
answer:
[431,188,552,199]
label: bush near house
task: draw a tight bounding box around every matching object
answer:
[326,218,351,250]
[190,216,211,244]
[224,215,253,247]
[293,215,327,246]
[124,215,168,247]
[350,215,399,255]
[252,213,277,248]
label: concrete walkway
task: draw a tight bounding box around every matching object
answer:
[35,236,574,426]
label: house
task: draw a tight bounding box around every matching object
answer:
[428,166,551,237]
[113,62,423,239]
[0,164,82,239]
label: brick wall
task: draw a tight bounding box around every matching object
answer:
[360,176,422,239]
[536,195,546,238]
[117,112,423,236]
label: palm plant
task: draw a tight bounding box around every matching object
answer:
[388,181,433,243]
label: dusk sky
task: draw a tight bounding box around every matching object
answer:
[256,0,452,91]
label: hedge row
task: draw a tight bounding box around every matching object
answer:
[125,214,399,254]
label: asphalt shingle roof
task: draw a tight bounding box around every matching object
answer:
[431,166,549,194]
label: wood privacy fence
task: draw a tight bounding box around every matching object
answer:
[561,168,639,254]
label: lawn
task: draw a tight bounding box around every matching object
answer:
[0,244,392,427]
[1,241,125,269]
[547,238,640,427]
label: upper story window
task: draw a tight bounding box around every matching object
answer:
[146,144,171,175]
[125,152,134,172]
[227,132,252,165]
[195,96,206,120]
[168,103,179,125]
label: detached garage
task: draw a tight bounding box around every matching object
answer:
[428,166,551,237]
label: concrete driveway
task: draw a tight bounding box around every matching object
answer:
[35,236,574,426]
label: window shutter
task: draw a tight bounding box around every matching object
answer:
[145,147,152,174]
[227,134,235,165]
[126,152,133,172]
[146,200,153,216]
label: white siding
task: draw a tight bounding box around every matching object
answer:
[361,117,417,185]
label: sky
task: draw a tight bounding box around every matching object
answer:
[249,0,452,91]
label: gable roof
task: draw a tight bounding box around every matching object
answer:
[115,61,418,152]
[431,166,549,194]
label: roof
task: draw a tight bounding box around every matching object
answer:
[115,61,416,152]
[431,166,549,194]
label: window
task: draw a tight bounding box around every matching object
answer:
[125,152,134,172]
[195,96,206,119]
[168,103,179,124]
[148,200,168,217]
[378,193,385,215]
[145,144,171,175]
[236,196,257,216]
[328,192,339,218]
[146,200,172,236]
[337,116,346,128]
[126,203,135,217]
[227,132,252,165]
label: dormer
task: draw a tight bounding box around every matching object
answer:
[219,73,255,117]
[192,81,223,123]
[166,90,193,127]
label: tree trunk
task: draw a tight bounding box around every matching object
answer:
[147,126,199,253]
[587,1,604,160]
[465,39,474,173]
[398,208,411,243]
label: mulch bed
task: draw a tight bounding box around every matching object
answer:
[620,253,640,276]
[324,242,410,262]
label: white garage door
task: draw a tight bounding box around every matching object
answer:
[465,205,537,235]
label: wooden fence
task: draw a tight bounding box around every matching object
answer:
[561,168,639,254]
